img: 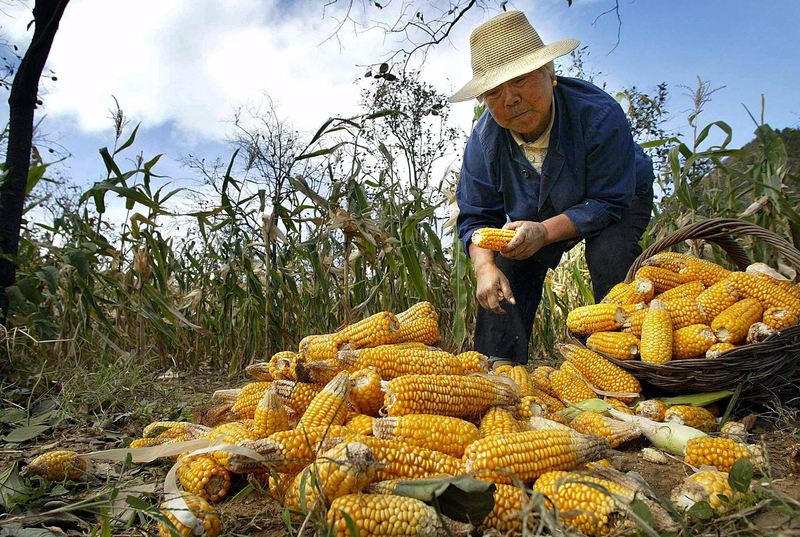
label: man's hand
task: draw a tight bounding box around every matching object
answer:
[501,220,547,260]
[475,262,515,315]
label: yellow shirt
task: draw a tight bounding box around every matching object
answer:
[510,99,555,175]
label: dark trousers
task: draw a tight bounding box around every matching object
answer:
[474,185,654,364]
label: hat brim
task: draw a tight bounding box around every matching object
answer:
[449,38,580,103]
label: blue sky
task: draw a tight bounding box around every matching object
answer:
[1,0,798,223]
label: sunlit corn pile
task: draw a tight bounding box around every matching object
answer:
[567,254,800,363]
[23,298,767,536]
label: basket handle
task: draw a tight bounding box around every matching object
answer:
[625,217,800,283]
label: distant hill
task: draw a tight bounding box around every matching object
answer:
[724,126,800,177]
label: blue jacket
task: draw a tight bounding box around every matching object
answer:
[456,76,654,269]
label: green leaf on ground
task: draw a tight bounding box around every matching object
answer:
[392,475,496,524]
[728,458,754,493]
[659,391,734,406]
[687,500,714,520]
[3,425,51,443]
[0,464,30,509]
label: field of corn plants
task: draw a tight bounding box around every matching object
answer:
[2,70,800,535]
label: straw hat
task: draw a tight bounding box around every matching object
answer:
[449,11,579,103]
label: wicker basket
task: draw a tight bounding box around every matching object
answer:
[602,218,800,401]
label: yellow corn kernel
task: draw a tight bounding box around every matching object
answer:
[697,280,742,321]
[569,411,642,448]
[662,297,707,329]
[327,494,445,537]
[231,382,273,419]
[727,271,800,315]
[496,365,535,397]
[384,374,520,418]
[621,307,647,337]
[297,373,352,429]
[395,301,439,345]
[479,407,525,437]
[338,311,401,349]
[672,324,717,359]
[601,277,654,305]
[642,251,698,272]
[345,414,375,436]
[635,399,667,421]
[456,350,490,373]
[22,450,87,481]
[705,342,736,358]
[273,380,324,414]
[640,300,673,364]
[531,365,556,396]
[605,397,635,415]
[672,470,744,510]
[655,280,706,303]
[586,332,640,361]
[269,350,299,380]
[678,258,732,287]
[338,345,464,379]
[684,437,764,472]
[636,266,683,293]
[762,307,799,331]
[481,484,533,534]
[549,370,596,404]
[142,421,191,439]
[252,386,290,439]
[567,304,626,335]
[711,298,763,343]
[373,414,479,458]
[463,430,609,484]
[532,471,634,536]
[558,344,641,401]
[158,493,220,537]
[205,422,258,471]
[664,405,717,432]
[349,368,384,416]
[471,227,516,250]
[177,454,231,503]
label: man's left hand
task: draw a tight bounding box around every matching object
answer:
[501,220,547,260]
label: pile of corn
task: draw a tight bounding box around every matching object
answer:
[566,253,800,363]
[23,299,765,536]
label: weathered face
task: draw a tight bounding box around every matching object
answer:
[482,67,555,141]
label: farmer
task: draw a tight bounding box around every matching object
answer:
[451,11,655,368]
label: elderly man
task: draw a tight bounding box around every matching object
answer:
[451,11,654,368]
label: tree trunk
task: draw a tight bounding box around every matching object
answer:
[0,0,69,322]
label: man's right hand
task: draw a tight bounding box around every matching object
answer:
[474,260,515,315]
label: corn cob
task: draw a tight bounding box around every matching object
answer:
[349,368,384,416]
[525,389,566,412]
[671,470,744,510]
[640,300,673,364]
[471,227,516,250]
[566,304,626,335]
[463,429,609,484]
[253,387,290,438]
[373,415,479,458]
[558,344,641,401]
[395,301,439,345]
[516,396,566,423]
[297,373,351,429]
[569,411,642,448]
[746,321,777,343]
[492,364,513,375]
[143,421,191,439]
[678,258,732,287]
[211,388,240,404]
[621,307,647,337]
[456,350,489,373]
[273,380,324,414]
[345,413,375,436]
[762,307,799,330]
[481,484,532,534]
[697,280,742,321]
[337,434,464,481]
[300,334,343,362]
[338,311,401,349]
[525,416,573,432]
[727,271,800,315]
[268,351,298,380]
[245,361,272,382]
[636,266,682,293]
[662,297,707,329]
[655,280,706,303]
[582,458,614,470]
[337,345,464,379]
[479,407,525,437]
[664,405,717,432]
[642,251,698,272]
[177,454,231,503]
[586,332,640,361]
[129,437,178,449]
[684,437,764,472]
[746,262,789,282]
[605,398,634,415]
[532,471,634,537]
[205,422,258,471]
[496,365,535,397]
[295,357,343,385]
[158,493,220,537]
[711,298,763,343]
[21,450,87,480]
[601,277,654,305]
[720,421,748,441]
[284,441,375,512]
[548,369,596,404]
[559,360,583,377]
[635,399,667,421]
[231,382,273,419]
[363,480,401,495]
[531,365,556,395]
[672,324,717,359]
[706,342,736,358]
[327,494,450,537]
[228,425,351,474]
[384,374,520,418]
